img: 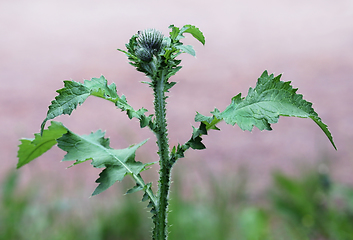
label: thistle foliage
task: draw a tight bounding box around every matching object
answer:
[17,24,335,240]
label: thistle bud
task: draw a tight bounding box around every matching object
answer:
[137,29,164,52]
[135,29,164,62]
[135,47,153,62]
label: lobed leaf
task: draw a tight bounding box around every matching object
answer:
[41,81,90,134]
[56,129,152,195]
[168,24,205,45]
[170,114,222,164]
[219,71,336,149]
[17,121,67,168]
[168,24,181,41]
[180,24,206,45]
[83,75,119,101]
[195,111,221,131]
[41,76,153,133]
[116,95,153,129]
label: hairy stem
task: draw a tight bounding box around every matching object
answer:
[152,69,172,240]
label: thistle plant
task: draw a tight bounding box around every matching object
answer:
[17,24,336,240]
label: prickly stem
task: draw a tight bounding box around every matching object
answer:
[152,69,172,240]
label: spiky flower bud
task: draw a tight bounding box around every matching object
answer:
[135,29,164,62]
[137,29,164,51]
[135,47,153,62]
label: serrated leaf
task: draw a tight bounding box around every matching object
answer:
[41,76,152,133]
[170,113,221,163]
[168,24,180,41]
[57,130,110,167]
[115,95,153,129]
[195,112,221,131]
[93,164,143,196]
[195,112,214,123]
[191,124,207,139]
[83,75,119,101]
[17,121,67,168]
[180,25,205,45]
[57,130,148,168]
[169,24,205,45]
[186,136,206,150]
[41,81,90,133]
[310,116,336,150]
[220,71,336,149]
[56,130,151,195]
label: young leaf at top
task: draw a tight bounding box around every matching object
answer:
[168,24,180,41]
[168,24,205,45]
[175,45,196,57]
[180,25,206,45]
[217,71,336,150]
[17,121,67,168]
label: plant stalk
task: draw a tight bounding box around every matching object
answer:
[152,69,172,240]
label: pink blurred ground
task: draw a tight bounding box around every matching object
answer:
[1,0,352,196]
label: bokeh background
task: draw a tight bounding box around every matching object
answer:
[1,0,353,239]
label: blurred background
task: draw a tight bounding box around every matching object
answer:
[1,0,352,239]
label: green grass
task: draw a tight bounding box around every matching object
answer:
[1,164,353,240]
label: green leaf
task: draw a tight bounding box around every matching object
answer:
[92,139,152,195]
[56,130,151,195]
[57,130,111,167]
[180,25,205,45]
[220,71,336,149]
[165,67,182,80]
[170,113,221,164]
[175,45,196,56]
[310,116,336,150]
[195,112,214,123]
[41,76,152,133]
[168,24,205,45]
[83,75,119,101]
[168,24,180,41]
[186,135,206,150]
[192,123,207,139]
[195,112,221,131]
[116,95,153,129]
[126,184,144,194]
[164,81,178,92]
[84,76,152,128]
[41,81,90,133]
[93,164,143,196]
[17,121,68,168]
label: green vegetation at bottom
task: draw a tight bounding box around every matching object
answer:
[1,164,353,240]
